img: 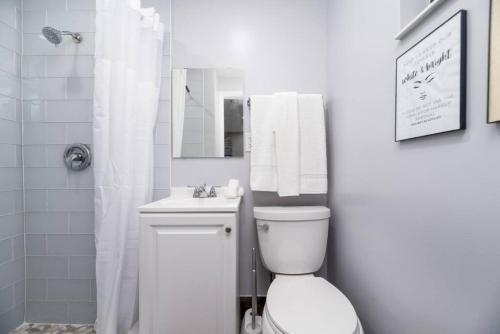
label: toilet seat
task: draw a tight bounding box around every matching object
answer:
[265,275,360,334]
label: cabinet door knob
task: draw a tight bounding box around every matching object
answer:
[225,227,232,234]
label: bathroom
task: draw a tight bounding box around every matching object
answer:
[1,0,500,333]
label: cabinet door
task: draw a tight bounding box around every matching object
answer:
[140,213,237,334]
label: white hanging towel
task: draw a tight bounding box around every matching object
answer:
[272,92,300,196]
[250,93,326,196]
[250,95,278,192]
[298,94,327,193]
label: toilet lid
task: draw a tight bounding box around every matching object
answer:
[266,276,359,334]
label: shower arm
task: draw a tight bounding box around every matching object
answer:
[61,31,83,43]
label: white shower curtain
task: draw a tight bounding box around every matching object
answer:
[172,69,187,157]
[93,0,163,333]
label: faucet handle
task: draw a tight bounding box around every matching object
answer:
[208,186,217,197]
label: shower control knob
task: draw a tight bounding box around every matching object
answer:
[64,143,92,171]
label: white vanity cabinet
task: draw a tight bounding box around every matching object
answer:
[139,189,241,334]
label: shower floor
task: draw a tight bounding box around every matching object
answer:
[10,324,95,334]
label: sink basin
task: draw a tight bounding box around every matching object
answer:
[139,187,242,213]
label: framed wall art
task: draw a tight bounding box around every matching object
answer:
[395,10,466,141]
[488,0,500,123]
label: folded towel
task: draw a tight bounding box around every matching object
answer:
[272,92,300,196]
[250,95,278,191]
[298,94,327,193]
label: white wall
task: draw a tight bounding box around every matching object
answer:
[171,0,329,295]
[327,1,500,333]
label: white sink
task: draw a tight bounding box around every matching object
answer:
[139,187,242,213]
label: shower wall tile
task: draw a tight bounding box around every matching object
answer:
[26,235,47,255]
[69,256,95,279]
[0,95,21,121]
[25,212,68,234]
[68,301,97,324]
[0,45,19,75]
[0,0,21,29]
[23,32,95,56]
[46,56,94,78]
[47,279,92,301]
[66,77,94,99]
[67,0,96,11]
[46,100,93,122]
[25,301,68,323]
[22,10,46,33]
[23,0,67,11]
[27,256,68,279]
[47,10,95,33]
[0,21,21,53]
[0,0,24,330]
[22,0,172,323]
[47,234,95,256]
[27,279,46,300]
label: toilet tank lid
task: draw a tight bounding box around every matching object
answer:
[254,206,330,221]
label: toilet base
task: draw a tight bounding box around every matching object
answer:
[262,305,365,334]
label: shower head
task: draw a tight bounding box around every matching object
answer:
[41,26,83,45]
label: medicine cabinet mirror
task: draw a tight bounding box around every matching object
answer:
[172,68,244,158]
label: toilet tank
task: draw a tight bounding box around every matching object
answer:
[254,206,330,274]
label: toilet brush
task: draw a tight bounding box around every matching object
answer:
[240,248,262,334]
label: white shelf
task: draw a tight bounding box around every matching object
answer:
[395,0,448,40]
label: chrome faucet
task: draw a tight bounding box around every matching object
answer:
[192,184,217,198]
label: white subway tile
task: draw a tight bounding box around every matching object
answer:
[46,100,93,122]
[0,21,21,53]
[23,32,95,56]
[47,189,94,212]
[46,55,94,77]
[67,0,96,11]
[24,123,66,145]
[154,145,170,167]
[159,79,170,100]
[0,168,22,191]
[0,71,21,99]
[23,145,47,167]
[0,144,19,167]
[23,100,45,122]
[157,100,170,123]
[47,10,95,33]
[25,190,48,212]
[23,0,67,11]
[24,167,67,189]
[154,123,170,144]
[22,56,46,78]
[66,77,93,99]
[25,212,68,234]
[0,96,19,121]
[23,10,47,34]
[46,145,67,167]
[66,123,92,143]
[0,0,21,29]
[23,78,66,100]
[154,168,170,189]
[0,119,21,144]
[67,167,94,189]
[0,45,17,75]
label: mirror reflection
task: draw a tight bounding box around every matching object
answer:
[172,68,244,158]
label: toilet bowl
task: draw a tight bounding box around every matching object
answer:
[254,206,363,334]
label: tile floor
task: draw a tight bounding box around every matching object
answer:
[10,324,95,334]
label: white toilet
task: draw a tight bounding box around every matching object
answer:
[254,206,364,334]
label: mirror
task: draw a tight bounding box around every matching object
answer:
[172,68,244,158]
